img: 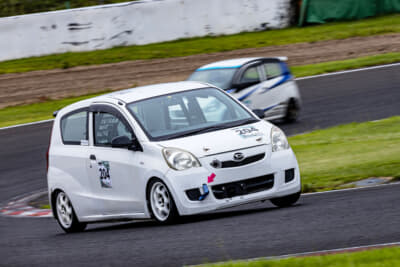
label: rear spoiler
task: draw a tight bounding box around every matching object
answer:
[276,56,288,61]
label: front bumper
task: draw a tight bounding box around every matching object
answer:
[164,145,301,215]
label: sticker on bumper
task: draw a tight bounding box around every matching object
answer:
[208,173,216,183]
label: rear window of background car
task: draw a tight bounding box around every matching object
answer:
[60,111,88,144]
[241,66,260,83]
[263,63,283,79]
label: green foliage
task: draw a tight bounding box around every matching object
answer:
[0,0,133,17]
[0,14,399,74]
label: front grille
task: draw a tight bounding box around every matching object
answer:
[212,174,274,199]
[211,153,265,168]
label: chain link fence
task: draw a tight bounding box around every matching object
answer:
[0,0,132,18]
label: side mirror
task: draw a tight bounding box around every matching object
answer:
[111,136,143,151]
[252,109,265,119]
[111,136,132,148]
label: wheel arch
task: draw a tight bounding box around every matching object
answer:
[50,188,63,220]
[145,176,181,218]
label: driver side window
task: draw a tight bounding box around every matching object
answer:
[93,112,133,147]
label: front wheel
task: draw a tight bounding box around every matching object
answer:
[270,191,301,208]
[285,99,300,122]
[148,179,179,224]
[55,191,87,233]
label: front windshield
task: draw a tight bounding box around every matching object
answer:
[187,68,237,90]
[127,88,257,141]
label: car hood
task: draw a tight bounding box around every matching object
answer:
[157,121,272,158]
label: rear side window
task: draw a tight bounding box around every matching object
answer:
[93,112,133,147]
[60,111,88,145]
[263,63,283,79]
[240,66,260,83]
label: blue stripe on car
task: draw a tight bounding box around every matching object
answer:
[263,104,279,112]
[236,73,292,101]
[196,65,241,71]
[237,84,262,101]
[260,73,292,94]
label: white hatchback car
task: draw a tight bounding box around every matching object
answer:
[47,81,301,233]
[187,57,301,122]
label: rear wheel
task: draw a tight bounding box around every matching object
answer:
[148,179,178,224]
[270,191,301,208]
[55,191,86,233]
[285,99,300,122]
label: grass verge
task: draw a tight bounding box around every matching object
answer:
[203,246,400,267]
[291,116,400,192]
[0,14,399,74]
[0,91,108,128]
[291,52,400,77]
[1,52,399,128]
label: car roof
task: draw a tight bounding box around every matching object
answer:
[195,57,287,71]
[61,81,211,113]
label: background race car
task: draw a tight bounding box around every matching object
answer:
[188,57,302,122]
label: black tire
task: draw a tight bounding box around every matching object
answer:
[270,191,301,208]
[147,178,179,224]
[285,99,300,122]
[54,191,87,233]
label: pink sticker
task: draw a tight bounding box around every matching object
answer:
[208,173,216,183]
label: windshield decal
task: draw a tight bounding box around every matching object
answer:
[233,126,263,138]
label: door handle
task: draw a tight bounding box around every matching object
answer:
[90,154,96,160]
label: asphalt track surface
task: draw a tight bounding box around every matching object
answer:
[0,65,399,266]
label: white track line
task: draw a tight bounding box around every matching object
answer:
[296,62,400,81]
[0,118,54,130]
[302,181,400,196]
[1,62,399,131]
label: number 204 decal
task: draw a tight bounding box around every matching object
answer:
[98,161,112,188]
[234,126,263,138]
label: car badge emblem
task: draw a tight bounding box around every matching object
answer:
[203,147,210,152]
[233,152,245,162]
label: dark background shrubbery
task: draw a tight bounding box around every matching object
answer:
[0,0,134,17]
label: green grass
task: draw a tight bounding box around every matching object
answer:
[291,116,400,192]
[203,246,400,267]
[291,52,400,77]
[0,14,399,74]
[1,52,399,128]
[0,91,109,128]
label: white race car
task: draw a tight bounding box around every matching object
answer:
[188,57,302,122]
[47,81,301,233]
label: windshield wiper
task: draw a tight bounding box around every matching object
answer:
[230,118,260,127]
[171,125,230,139]
[158,118,260,140]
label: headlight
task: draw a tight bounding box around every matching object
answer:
[271,126,289,152]
[162,148,201,171]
